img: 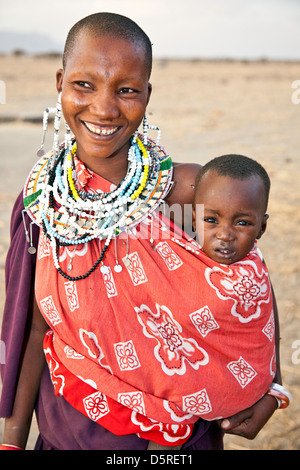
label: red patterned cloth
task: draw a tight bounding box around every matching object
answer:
[35,165,276,446]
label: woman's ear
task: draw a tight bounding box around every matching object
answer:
[146,82,152,105]
[257,213,269,239]
[56,68,64,93]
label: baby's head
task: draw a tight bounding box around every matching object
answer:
[192,154,270,265]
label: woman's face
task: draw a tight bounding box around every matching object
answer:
[56,32,152,175]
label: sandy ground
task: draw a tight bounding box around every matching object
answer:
[0,54,299,450]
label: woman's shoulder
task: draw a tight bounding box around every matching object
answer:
[165,161,202,206]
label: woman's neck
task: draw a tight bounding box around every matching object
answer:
[76,142,130,186]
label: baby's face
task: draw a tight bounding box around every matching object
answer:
[192,170,268,264]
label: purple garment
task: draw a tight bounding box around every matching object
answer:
[0,192,39,416]
[0,192,223,450]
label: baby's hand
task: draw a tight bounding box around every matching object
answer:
[217,394,277,440]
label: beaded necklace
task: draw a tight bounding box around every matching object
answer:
[23,133,173,280]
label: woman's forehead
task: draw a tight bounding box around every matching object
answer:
[64,32,149,75]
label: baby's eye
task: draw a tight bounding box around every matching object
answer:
[204,217,218,224]
[236,220,251,226]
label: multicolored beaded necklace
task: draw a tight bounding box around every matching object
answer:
[23,132,173,280]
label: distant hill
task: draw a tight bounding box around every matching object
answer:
[0,30,63,54]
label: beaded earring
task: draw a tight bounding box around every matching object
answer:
[143,113,161,147]
[36,106,56,157]
[143,113,148,145]
[64,121,72,159]
[21,211,37,254]
[36,93,63,166]
[51,92,63,167]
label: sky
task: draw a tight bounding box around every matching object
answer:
[0,0,299,59]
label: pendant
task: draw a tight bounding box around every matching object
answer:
[37,148,45,157]
[100,265,109,274]
[67,261,73,272]
[28,246,37,255]
[113,236,122,273]
[114,264,122,273]
[123,257,131,267]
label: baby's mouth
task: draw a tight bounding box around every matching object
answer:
[215,247,235,259]
[83,121,120,136]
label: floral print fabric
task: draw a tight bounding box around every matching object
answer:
[35,164,275,446]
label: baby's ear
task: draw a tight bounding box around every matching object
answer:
[257,213,269,239]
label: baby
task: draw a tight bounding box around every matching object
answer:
[192,153,269,265]
[148,154,279,447]
[184,153,277,421]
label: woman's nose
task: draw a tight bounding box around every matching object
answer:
[89,89,120,120]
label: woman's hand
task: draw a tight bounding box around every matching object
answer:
[217,394,278,440]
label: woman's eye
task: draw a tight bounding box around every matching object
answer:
[119,88,137,94]
[75,81,91,89]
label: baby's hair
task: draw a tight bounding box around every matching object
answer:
[63,12,153,77]
[195,154,271,210]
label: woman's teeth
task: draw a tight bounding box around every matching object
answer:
[84,122,118,136]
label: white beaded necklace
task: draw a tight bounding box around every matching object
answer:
[39,132,153,243]
[23,130,173,280]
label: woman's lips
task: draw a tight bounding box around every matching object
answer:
[83,121,120,136]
